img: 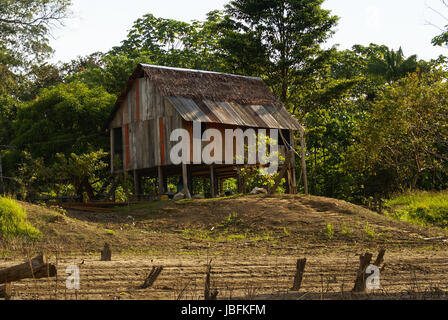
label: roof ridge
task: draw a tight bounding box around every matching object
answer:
[139,64,263,81]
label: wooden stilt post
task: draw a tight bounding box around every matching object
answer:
[182,163,192,199]
[210,165,216,198]
[300,130,309,196]
[163,175,168,194]
[133,170,141,201]
[220,178,224,196]
[187,165,193,195]
[202,176,207,195]
[289,130,297,194]
[158,166,164,196]
[285,170,291,194]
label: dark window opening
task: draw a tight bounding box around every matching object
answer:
[201,122,207,137]
[113,127,123,168]
[279,129,290,146]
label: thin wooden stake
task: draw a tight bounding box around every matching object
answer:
[139,266,163,289]
[291,258,307,291]
[204,260,218,300]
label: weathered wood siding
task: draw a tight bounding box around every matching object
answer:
[109,77,285,173]
[109,77,183,171]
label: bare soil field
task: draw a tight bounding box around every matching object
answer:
[2,194,448,300]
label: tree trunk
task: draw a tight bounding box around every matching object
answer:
[0,254,57,284]
[82,179,96,201]
[269,150,293,195]
[411,172,421,191]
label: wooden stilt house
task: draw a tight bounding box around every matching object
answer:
[103,64,307,199]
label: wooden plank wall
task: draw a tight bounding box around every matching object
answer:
[109,77,183,172]
[108,77,285,173]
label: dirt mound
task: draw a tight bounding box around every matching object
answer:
[6,194,446,256]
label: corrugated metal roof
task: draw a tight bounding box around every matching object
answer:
[167,97,303,131]
[104,64,304,132]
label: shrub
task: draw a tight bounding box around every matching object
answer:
[0,197,40,240]
[218,213,242,229]
[325,223,334,239]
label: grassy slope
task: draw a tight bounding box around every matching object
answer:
[385,190,448,228]
[4,194,448,257]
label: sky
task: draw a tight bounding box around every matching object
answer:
[49,0,448,63]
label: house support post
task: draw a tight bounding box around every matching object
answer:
[210,165,217,198]
[289,129,297,194]
[182,163,192,199]
[158,166,165,196]
[133,170,142,201]
[300,130,309,196]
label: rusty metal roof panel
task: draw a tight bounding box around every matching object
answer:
[167,96,302,130]
[168,97,210,123]
[277,107,303,130]
[249,105,282,129]
[225,102,259,127]
[241,104,269,128]
[216,101,248,127]
[203,100,237,125]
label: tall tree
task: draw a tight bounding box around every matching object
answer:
[353,71,448,191]
[0,0,71,67]
[220,0,339,113]
[367,47,420,83]
[111,11,227,71]
[11,81,115,162]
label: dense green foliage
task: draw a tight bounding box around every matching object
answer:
[0,196,40,240]
[0,0,447,212]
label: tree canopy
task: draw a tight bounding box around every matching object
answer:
[0,0,447,204]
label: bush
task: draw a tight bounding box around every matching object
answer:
[0,197,40,240]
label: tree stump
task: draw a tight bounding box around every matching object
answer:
[139,266,163,289]
[0,254,56,284]
[352,249,386,293]
[352,252,373,293]
[0,283,11,300]
[204,260,218,300]
[291,258,307,291]
[101,243,111,261]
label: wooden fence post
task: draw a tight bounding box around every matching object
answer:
[101,243,112,261]
[291,258,307,291]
